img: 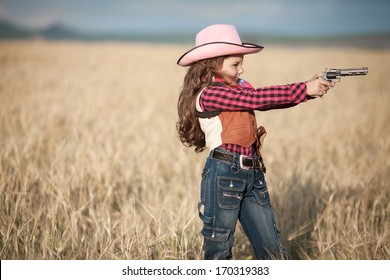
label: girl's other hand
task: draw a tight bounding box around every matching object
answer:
[306,75,335,97]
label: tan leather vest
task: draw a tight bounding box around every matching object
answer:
[219,110,257,147]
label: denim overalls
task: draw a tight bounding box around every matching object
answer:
[198,147,288,260]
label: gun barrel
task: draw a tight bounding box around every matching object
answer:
[339,67,368,77]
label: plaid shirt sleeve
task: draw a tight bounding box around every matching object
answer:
[199,82,309,112]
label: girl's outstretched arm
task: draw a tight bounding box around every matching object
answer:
[200,77,335,112]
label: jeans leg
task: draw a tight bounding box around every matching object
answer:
[239,171,287,260]
[199,155,245,260]
[202,209,239,260]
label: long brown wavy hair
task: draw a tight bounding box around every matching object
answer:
[176,56,225,152]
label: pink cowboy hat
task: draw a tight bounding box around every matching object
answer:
[177,24,263,66]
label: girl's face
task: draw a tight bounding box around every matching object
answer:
[216,55,244,86]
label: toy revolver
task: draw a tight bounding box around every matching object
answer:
[320,67,368,82]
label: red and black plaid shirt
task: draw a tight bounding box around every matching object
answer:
[198,79,309,156]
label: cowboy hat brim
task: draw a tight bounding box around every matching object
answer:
[177,42,263,66]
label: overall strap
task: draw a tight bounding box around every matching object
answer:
[197,109,222,118]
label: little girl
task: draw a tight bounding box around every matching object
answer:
[176,24,333,260]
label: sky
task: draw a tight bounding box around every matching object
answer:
[0,0,389,36]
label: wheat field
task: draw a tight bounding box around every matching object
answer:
[0,40,389,260]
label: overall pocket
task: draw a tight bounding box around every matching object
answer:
[201,225,230,242]
[253,177,271,206]
[217,177,246,209]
